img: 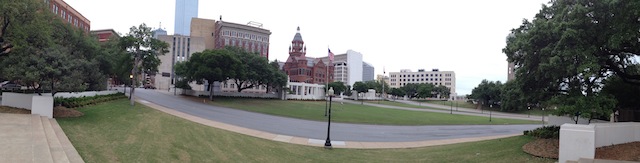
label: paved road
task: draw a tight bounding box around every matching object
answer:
[131,89,540,142]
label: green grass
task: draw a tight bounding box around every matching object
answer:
[57,99,554,162]
[201,97,537,125]
[421,100,478,109]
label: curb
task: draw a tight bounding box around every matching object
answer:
[136,99,521,149]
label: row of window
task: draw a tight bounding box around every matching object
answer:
[391,82,452,86]
[52,3,89,32]
[390,74,452,78]
[223,38,267,56]
[391,78,452,82]
[222,30,269,42]
[173,37,191,58]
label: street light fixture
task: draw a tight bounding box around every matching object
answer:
[128,74,133,99]
[324,87,335,149]
[489,104,493,122]
[528,106,531,118]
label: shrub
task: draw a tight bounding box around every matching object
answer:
[54,92,126,108]
[524,125,560,139]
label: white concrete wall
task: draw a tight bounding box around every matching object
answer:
[1,92,53,118]
[31,96,53,118]
[559,122,640,163]
[1,92,33,110]
[559,124,595,163]
[593,122,640,148]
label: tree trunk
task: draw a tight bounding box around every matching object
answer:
[209,82,214,101]
[50,81,56,97]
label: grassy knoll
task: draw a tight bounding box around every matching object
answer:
[201,97,536,125]
[57,99,554,163]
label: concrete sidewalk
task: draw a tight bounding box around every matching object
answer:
[136,98,521,149]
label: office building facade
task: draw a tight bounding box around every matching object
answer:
[154,35,206,91]
[91,29,118,43]
[362,62,375,81]
[214,20,271,58]
[318,50,363,86]
[45,0,90,32]
[174,0,198,36]
[388,69,456,95]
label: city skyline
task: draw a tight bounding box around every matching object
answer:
[66,0,548,95]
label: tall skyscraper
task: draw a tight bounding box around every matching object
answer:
[174,0,198,36]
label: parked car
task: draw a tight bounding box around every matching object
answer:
[144,84,156,89]
[1,83,21,91]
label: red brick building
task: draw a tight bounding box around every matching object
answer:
[91,29,119,43]
[283,27,334,84]
[45,0,90,32]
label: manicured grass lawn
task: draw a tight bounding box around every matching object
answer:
[421,100,477,109]
[365,100,448,110]
[57,99,554,162]
[201,97,537,125]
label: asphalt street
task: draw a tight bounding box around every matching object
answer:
[131,89,540,142]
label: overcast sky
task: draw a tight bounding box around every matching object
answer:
[67,0,548,95]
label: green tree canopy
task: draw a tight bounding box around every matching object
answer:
[502,0,638,120]
[328,81,347,95]
[175,49,241,101]
[470,80,503,106]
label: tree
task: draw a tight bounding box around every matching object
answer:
[401,83,420,99]
[601,75,640,111]
[0,0,49,56]
[389,88,406,100]
[328,81,347,95]
[503,0,637,120]
[433,85,451,99]
[352,81,369,104]
[266,60,287,93]
[470,80,502,106]
[120,23,169,106]
[500,80,526,112]
[416,83,434,99]
[226,46,271,92]
[175,49,241,101]
[1,2,106,96]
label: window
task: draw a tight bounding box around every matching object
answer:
[231,84,235,88]
[68,15,72,23]
[232,31,236,37]
[62,10,65,18]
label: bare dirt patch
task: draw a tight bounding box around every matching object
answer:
[596,141,640,161]
[522,138,559,159]
[53,106,84,118]
[0,105,30,114]
[524,138,640,161]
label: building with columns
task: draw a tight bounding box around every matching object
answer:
[283,27,334,84]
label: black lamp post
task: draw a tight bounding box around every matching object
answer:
[324,87,335,149]
[489,104,493,122]
[528,106,531,118]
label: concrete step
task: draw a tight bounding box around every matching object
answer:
[32,115,54,163]
[49,118,84,163]
[41,116,69,163]
[0,113,33,162]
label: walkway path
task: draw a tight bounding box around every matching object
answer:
[0,113,83,163]
[125,88,540,148]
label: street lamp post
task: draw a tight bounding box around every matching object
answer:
[542,107,546,127]
[450,101,453,114]
[528,106,531,118]
[489,104,493,122]
[324,87,335,149]
[129,74,133,99]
